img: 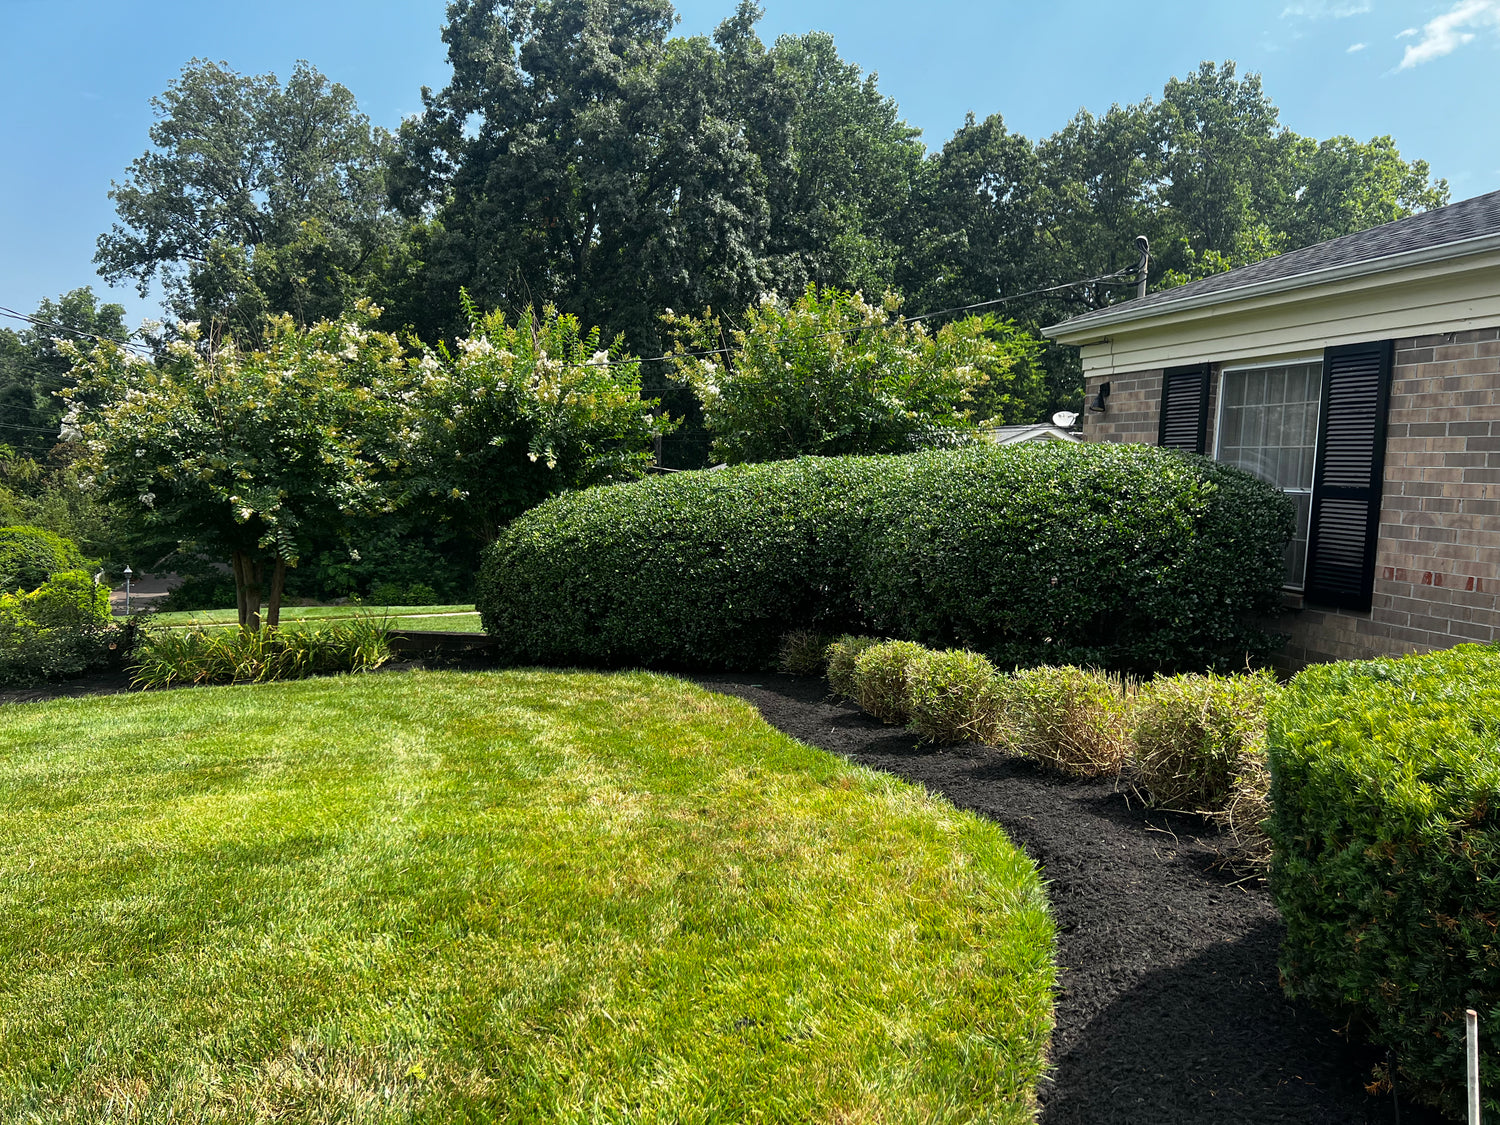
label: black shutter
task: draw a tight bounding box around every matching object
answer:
[1304,340,1394,611]
[1157,364,1211,453]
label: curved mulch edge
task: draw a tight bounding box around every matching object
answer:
[692,671,1446,1125]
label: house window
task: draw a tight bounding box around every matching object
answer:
[1214,360,1323,589]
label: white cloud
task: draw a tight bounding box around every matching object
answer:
[1399,0,1500,68]
[1281,0,1371,16]
[1396,27,1418,37]
[1347,41,1368,51]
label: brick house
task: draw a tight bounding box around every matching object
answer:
[1043,189,1500,667]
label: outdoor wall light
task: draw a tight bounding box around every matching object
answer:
[1089,381,1111,413]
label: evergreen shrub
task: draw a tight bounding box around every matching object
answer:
[0,526,86,592]
[1266,644,1500,1118]
[476,444,1292,671]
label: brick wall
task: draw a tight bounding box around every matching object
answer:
[1081,370,1162,444]
[1085,326,1500,667]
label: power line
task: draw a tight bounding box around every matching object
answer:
[0,305,155,357]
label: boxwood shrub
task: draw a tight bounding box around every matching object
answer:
[477,443,1292,671]
[1266,644,1500,1118]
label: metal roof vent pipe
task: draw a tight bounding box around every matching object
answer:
[1135,235,1150,299]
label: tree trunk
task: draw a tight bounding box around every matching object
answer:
[232,551,264,631]
[266,557,287,630]
[232,551,249,628]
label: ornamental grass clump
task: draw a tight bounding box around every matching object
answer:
[777,629,834,676]
[905,647,1011,746]
[1266,644,1500,1119]
[131,617,391,688]
[850,640,931,725]
[1130,670,1279,812]
[1009,665,1133,778]
[826,635,880,697]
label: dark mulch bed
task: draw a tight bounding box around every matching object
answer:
[694,671,1448,1125]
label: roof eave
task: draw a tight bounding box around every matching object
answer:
[1042,229,1500,344]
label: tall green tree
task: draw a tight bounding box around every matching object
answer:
[0,289,128,462]
[95,59,399,344]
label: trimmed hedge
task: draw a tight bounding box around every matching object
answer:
[1267,644,1500,1118]
[0,526,86,593]
[477,443,1293,672]
[0,569,124,686]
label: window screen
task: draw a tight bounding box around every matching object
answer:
[1215,361,1322,589]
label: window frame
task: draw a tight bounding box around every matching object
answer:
[1211,354,1325,592]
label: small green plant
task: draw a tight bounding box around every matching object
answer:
[130,617,392,688]
[777,629,833,676]
[1009,665,1133,778]
[1129,670,1279,811]
[826,635,880,697]
[851,640,931,725]
[905,648,1010,746]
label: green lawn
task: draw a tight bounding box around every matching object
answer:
[0,671,1054,1123]
[149,604,485,633]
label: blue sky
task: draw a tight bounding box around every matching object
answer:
[2,0,1496,332]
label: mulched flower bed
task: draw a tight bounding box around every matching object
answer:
[693,671,1448,1125]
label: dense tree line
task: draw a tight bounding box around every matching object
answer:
[0,0,1452,599]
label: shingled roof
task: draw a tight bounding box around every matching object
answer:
[1046,187,1500,338]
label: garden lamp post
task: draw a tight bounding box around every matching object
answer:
[123,566,133,615]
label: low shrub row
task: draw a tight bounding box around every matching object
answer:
[130,618,392,688]
[0,569,128,687]
[1267,643,1500,1118]
[478,443,1294,674]
[813,635,1275,828]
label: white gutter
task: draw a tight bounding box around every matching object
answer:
[1043,228,1500,342]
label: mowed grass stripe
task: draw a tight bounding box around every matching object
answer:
[0,670,1054,1123]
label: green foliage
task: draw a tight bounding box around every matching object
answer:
[776,629,833,676]
[95,59,398,342]
[477,442,1293,672]
[407,299,673,537]
[1130,670,1279,812]
[825,634,880,697]
[0,525,86,592]
[1009,666,1133,778]
[66,305,415,627]
[849,639,930,725]
[0,289,129,460]
[665,286,1045,463]
[0,569,123,686]
[905,647,1009,746]
[1266,644,1500,1118]
[129,617,392,688]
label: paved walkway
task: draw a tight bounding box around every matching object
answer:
[108,572,182,616]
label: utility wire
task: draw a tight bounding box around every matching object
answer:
[0,305,154,357]
[0,259,1139,377]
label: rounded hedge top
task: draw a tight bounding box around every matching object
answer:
[0,526,87,594]
[477,442,1294,672]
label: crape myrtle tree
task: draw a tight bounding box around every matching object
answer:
[405,296,674,540]
[663,285,1044,464]
[95,59,400,345]
[63,305,415,628]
